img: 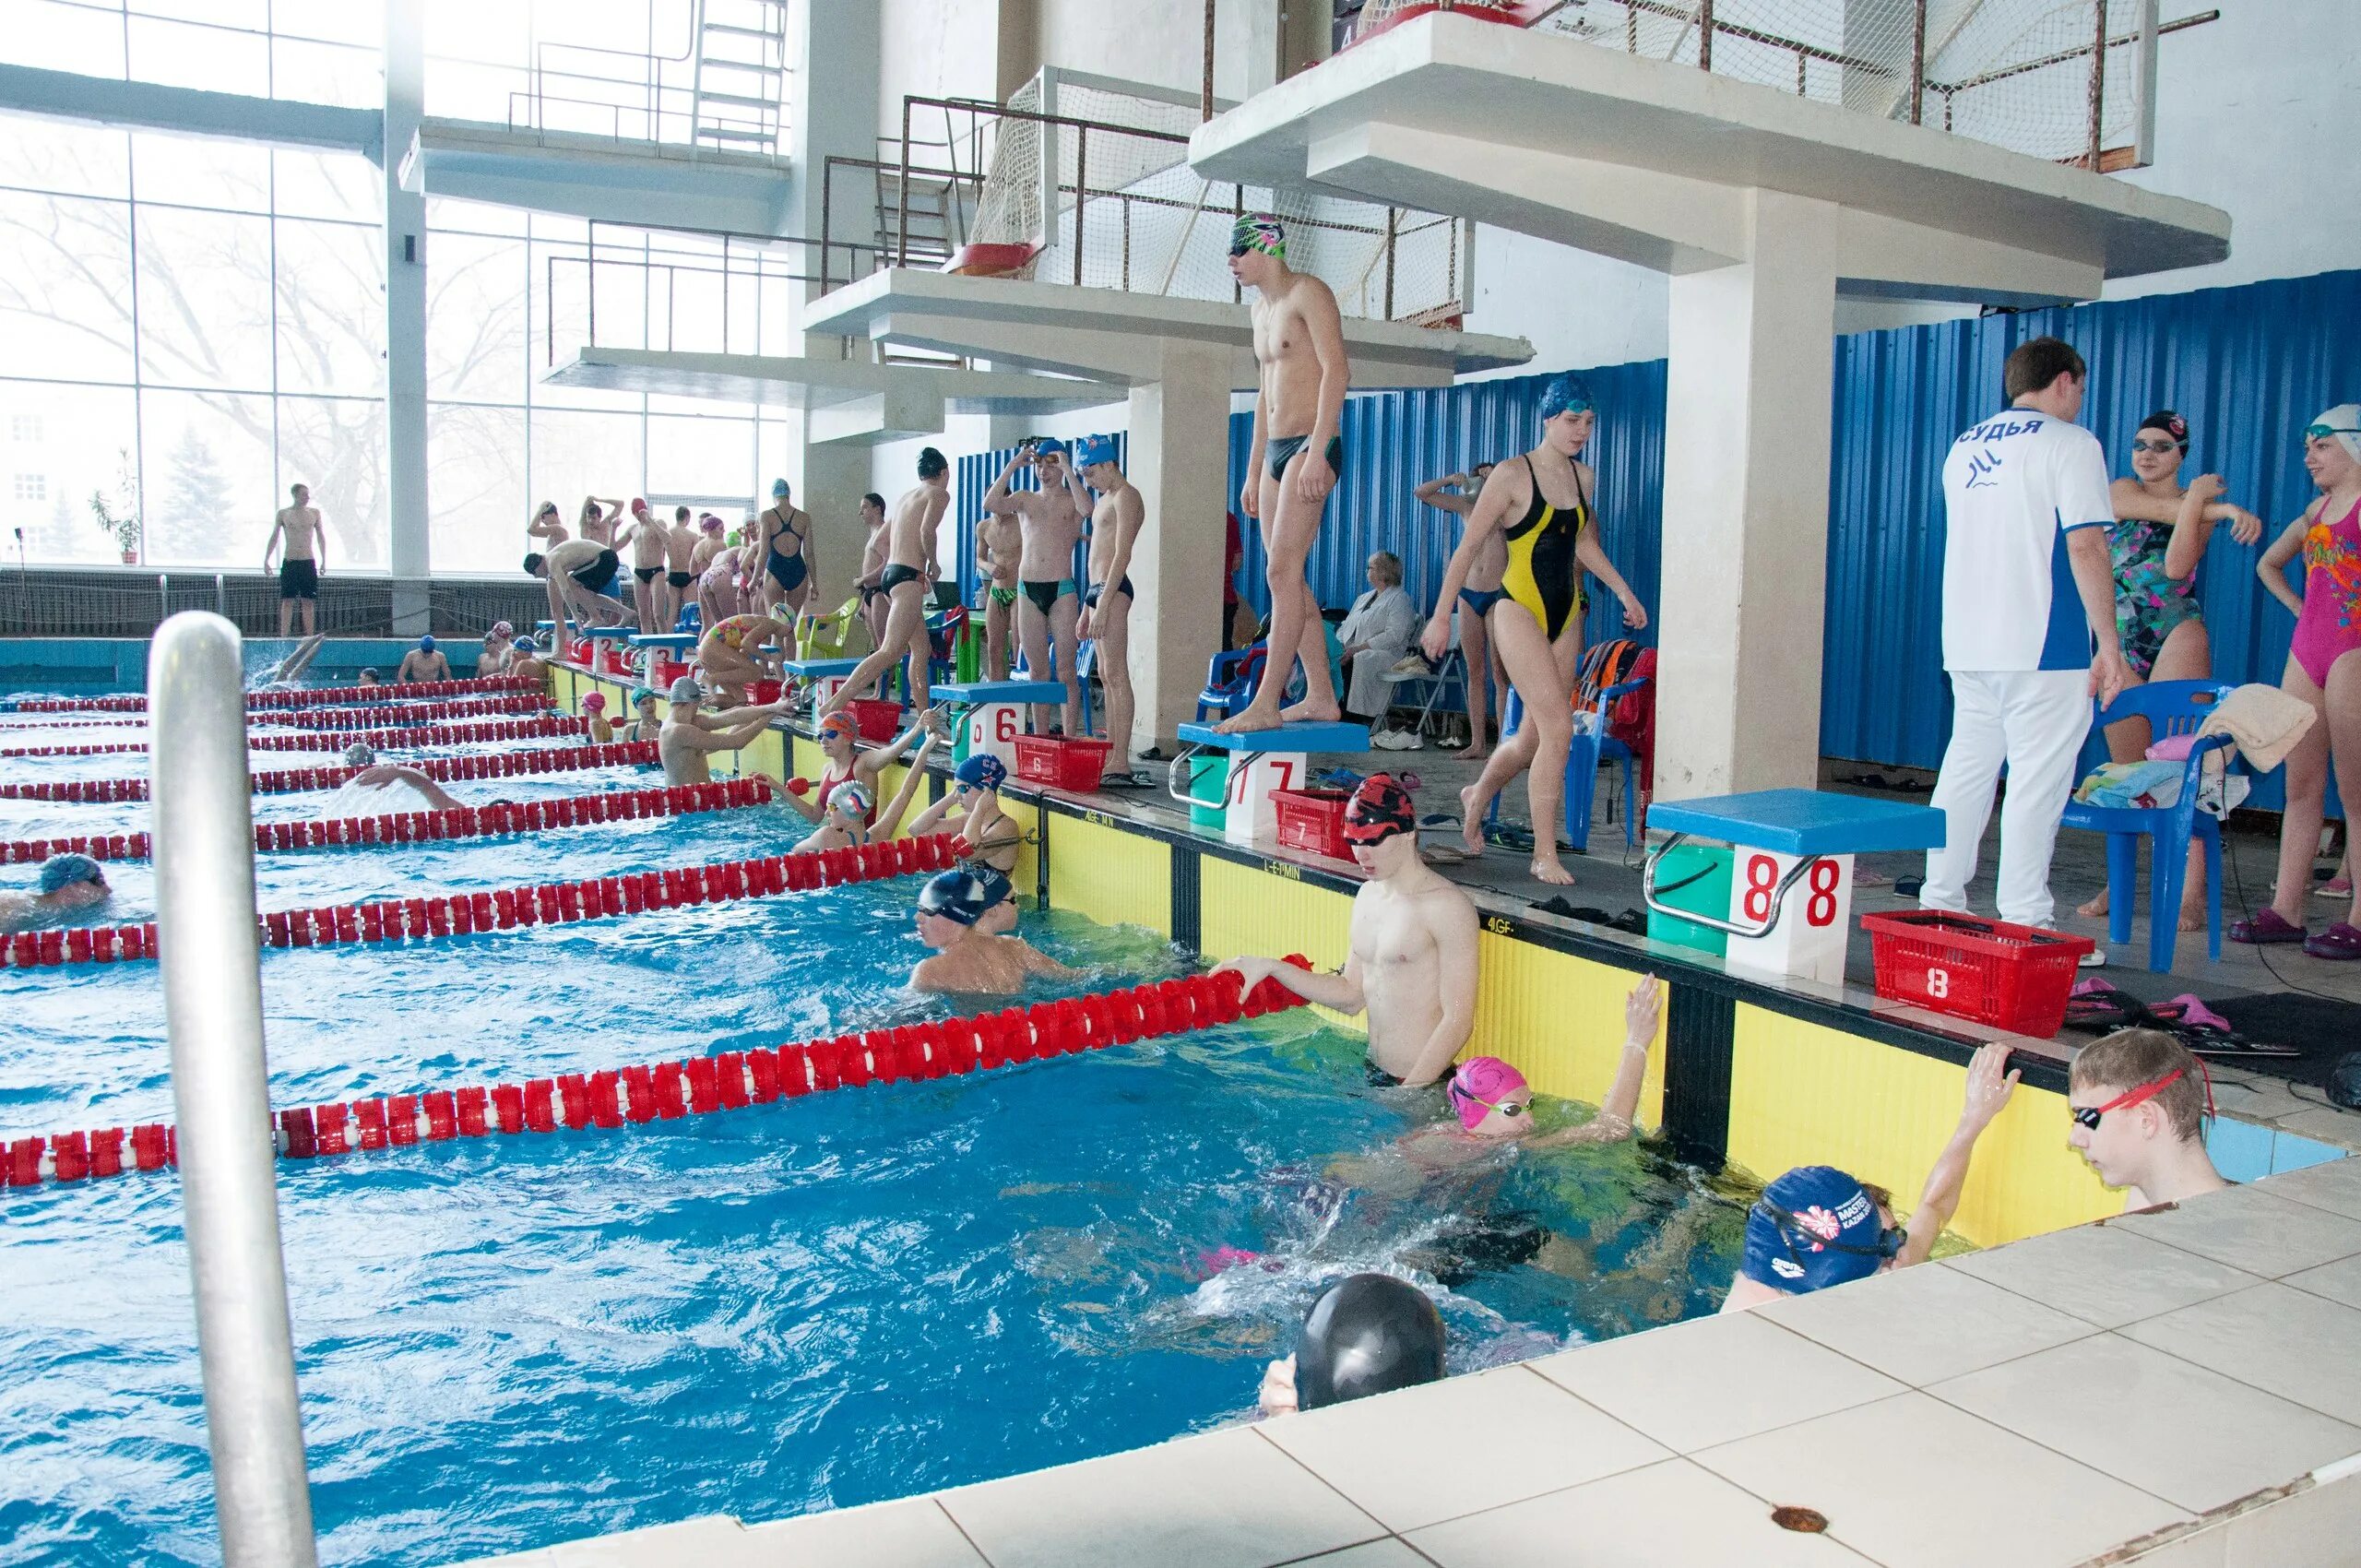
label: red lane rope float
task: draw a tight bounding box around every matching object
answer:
[0,961,1316,1188]
[4,718,587,757]
[1,819,954,969]
[4,676,541,715]
[2,778,774,866]
[276,695,552,730]
[0,717,152,731]
[0,740,657,804]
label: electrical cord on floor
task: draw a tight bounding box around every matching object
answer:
[2221,826,2344,1004]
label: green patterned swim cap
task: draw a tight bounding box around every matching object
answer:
[1229,212,1286,260]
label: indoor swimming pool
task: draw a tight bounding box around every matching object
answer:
[0,683,1743,1566]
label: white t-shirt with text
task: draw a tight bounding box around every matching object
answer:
[1939,408,2115,672]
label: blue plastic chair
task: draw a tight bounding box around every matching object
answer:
[1486,683,1644,854]
[1196,646,1266,721]
[2058,680,2238,971]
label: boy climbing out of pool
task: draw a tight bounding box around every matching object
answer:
[909,867,1076,995]
[1074,434,1147,774]
[2067,1028,2227,1212]
[1,853,112,933]
[902,752,1025,934]
[798,728,941,852]
[1720,1041,2021,1313]
[657,676,789,788]
[823,447,950,722]
[982,439,1089,734]
[1219,213,1350,735]
[1216,774,1477,1087]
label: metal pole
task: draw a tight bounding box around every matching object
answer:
[1382,208,1397,321]
[1698,0,1714,70]
[152,612,318,1568]
[898,97,913,267]
[1202,0,1216,121]
[2086,0,2105,170]
[2132,0,2159,167]
[1073,127,1086,287]
[1909,0,1927,124]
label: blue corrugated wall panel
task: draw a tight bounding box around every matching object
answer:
[954,434,1127,605]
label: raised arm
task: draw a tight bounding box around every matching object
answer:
[855,711,946,785]
[1896,1041,2019,1267]
[2257,511,2313,619]
[1414,473,1477,517]
[1419,469,1517,662]
[2110,474,2250,530]
[982,447,1030,517]
[872,737,943,837]
[375,766,463,813]
[1531,976,1662,1146]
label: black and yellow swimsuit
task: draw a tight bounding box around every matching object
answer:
[1496,454,1588,639]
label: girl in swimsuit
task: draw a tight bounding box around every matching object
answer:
[777,710,951,833]
[796,736,938,852]
[1418,375,1646,886]
[695,612,790,705]
[748,480,814,618]
[2080,411,2266,929]
[2232,406,2361,959]
[903,752,1025,933]
[1414,462,1504,758]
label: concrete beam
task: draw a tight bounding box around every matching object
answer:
[0,64,380,159]
[416,120,792,235]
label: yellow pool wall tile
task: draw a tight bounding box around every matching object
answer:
[1467,934,1666,1130]
[1197,858,1358,1033]
[1047,813,1170,936]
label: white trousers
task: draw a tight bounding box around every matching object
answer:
[1921,669,2090,929]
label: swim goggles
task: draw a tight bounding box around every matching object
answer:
[2129,439,2182,455]
[2070,1063,2210,1130]
[1446,1084,1528,1120]
[2304,423,2361,442]
[1752,1199,1905,1264]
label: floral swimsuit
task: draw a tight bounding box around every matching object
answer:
[2106,517,2201,677]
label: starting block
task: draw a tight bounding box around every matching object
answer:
[1169,721,1370,845]
[1643,789,1945,984]
[583,625,635,677]
[628,633,695,687]
[779,657,867,724]
[933,680,1069,768]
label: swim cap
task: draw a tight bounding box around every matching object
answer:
[1740,1166,1899,1294]
[701,514,724,531]
[1229,212,1286,259]
[2306,404,2361,464]
[1031,437,1068,460]
[514,636,538,653]
[419,635,435,652]
[1538,374,1596,421]
[1292,1274,1444,1411]
[831,780,873,818]
[1445,1056,1528,1131]
[1342,773,1417,847]
[954,753,1007,792]
[771,479,790,498]
[523,552,546,576]
[631,498,648,515]
[818,711,860,744]
[491,621,513,637]
[343,742,377,767]
[360,668,379,682]
[917,866,1007,926]
[38,853,104,895]
[1073,433,1118,469]
[2137,410,2189,449]
[667,675,703,704]
[581,692,605,710]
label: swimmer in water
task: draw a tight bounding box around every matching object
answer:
[776,708,949,832]
[255,633,326,690]
[397,636,450,684]
[478,622,516,678]
[797,728,940,851]
[334,744,464,813]
[356,668,382,688]
[580,691,614,745]
[903,752,1024,933]
[1257,1272,1445,1419]
[1216,774,1477,1087]
[0,854,113,932]
[622,690,661,743]
[508,637,550,684]
[908,867,1076,995]
[656,676,788,787]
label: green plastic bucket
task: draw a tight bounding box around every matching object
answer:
[1188,754,1229,831]
[1647,844,1731,958]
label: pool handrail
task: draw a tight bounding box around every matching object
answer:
[151,612,321,1568]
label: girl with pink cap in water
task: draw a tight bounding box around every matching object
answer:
[1396,974,1664,1163]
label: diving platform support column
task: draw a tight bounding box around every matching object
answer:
[1124,343,1235,758]
[384,0,429,636]
[1656,192,1839,801]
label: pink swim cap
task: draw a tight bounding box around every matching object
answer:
[1447,1056,1528,1130]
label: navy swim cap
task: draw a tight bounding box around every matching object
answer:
[419,635,435,651]
[1538,374,1596,422]
[954,753,1007,792]
[39,853,104,896]
[1073,433,1118,469]
[1741,1167,1899,1294]
[1294,1274,1445,1411]
[918,867,1007,927]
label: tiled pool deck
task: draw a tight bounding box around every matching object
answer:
[478,1157,2361,1568]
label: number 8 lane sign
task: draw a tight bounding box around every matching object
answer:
[1725,849,1856,985]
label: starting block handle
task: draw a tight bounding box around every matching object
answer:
[1641,833,1830,941]
[1165,742,1209,810]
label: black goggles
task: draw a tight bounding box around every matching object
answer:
[1752,1199,1905,1265]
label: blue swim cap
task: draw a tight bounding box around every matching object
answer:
[514,636,537,653]
[39,853,104,896]
[1073,433,1118,469]
[1537,374,1596,422]
[1740,1167,1898,1295]
[1030,437,1068,459]
[918,867,1008,926]
[771,478,790,498]
[954,753,1007,792]
[419,635,435,651]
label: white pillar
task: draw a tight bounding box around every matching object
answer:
[1655,190,1837,800]
[1124,343,1230,752]
[384,0,428,634]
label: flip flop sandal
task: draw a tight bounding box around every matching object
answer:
[2302,921,2361,960]
[2145,996,2300,1058]
[2228,908,2308,945]
[1097,770,1156,790]
[2063,979,2151,1031]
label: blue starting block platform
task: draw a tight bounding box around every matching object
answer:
[935,680,1072,767]
[1170,721,1371,845]
[630,634,697,654]
[583,626,634,641]
[1644,788,1946,983]
[779,656,866,681]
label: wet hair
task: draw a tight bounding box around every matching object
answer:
[675,505,692,522]
[2003,336,2086,401]
[917,446,949,481]
[2071,1028,2207,1143]
[862,492,887,514]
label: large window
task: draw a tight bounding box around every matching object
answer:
[4,1,385,110]
[0,111,386,568]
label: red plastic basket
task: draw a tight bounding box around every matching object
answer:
[744,679,784,706]
[1859,910,2094,1038]
[1272,789,1352,861]
[1014,734,1111,792]
[650,657,688,689]
[846,697,901,742]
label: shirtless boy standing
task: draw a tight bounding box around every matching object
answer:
[1073,434,1145,769]
[822,447,951,719]
[1218,774,1477,1086]
[852,491,893,688]
[1221,214,1350,734]
[265,482,326,636]
[974,505,1025,682]
[662,506,700,632]
[626,498,670,635]
[983,438,1089,734]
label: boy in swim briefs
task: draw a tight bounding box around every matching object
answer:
[974,505,1025,682]
[265,482,326,638]
[983,438,1090,734]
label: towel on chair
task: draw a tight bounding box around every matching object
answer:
[2196,683,2318,775]
[2073,759,2249,818]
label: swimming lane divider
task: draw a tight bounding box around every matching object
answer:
[0,961,1316,1189]
[2,717,585,757]
[2,675,542,715]
[274,695,552,730]
[0,740,658,804]
[1,778,775,866]
[0,819,953,970]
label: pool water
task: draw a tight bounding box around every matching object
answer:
[0,693,1745,1566]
